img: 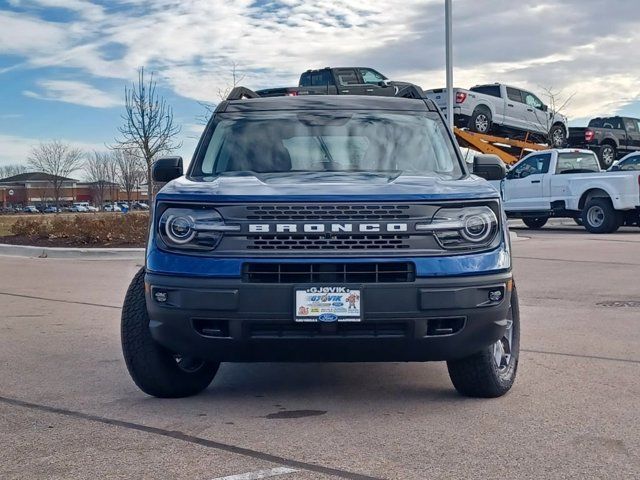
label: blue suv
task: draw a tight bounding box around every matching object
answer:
[121,92,518,398]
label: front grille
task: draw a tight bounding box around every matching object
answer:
[248,321,408,338]
[243,262,416,283]
[245,204,412,221]
[245,234,412,251]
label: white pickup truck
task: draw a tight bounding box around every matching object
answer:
[491,149,640,233]
[425,83,568,148]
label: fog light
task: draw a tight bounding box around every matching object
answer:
[488,289,503,302]
[154,291,168,303]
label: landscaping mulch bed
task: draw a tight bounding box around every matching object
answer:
[1,212,149,248]
[0,235,144,248]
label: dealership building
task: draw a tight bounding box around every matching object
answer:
[0,172,148,208]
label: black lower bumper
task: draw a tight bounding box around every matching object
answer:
[145,272,513,362]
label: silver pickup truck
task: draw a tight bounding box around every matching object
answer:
[425,83,568,148]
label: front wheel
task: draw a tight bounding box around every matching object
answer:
[121,268,220,398]
[522,217,548,229]
[549,124,567,148]
[447,287,520,398]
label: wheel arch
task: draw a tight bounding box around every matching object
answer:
[600,137,617,149]
[473,102,494,118]
[578,188,612,210]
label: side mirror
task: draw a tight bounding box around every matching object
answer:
[473,154,507,181]
[541,104,548,112]
[609,165,620,171]
[379,79,391,87]
[152,157,183,182]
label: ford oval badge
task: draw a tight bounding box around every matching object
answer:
[318,313,338,322]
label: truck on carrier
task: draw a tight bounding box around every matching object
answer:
[425,83,568,148]
[257,67,424,99]
[121,90,520,399]
[568,116,640,169]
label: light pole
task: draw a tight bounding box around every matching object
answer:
[445,0,454,132]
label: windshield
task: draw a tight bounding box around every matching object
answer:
[192,112,463,178]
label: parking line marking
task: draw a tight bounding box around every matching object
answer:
[0,395,383,480]
[212,467,298,480]
[0,291,121,309]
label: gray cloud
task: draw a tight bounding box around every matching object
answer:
[1,0,639,120]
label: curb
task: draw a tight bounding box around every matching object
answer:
[509,231,526,242]
[0,243,145,260]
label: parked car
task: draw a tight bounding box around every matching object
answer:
[85,205,99,212]
[493,148,640,232]
[69,205,88,212]
[120,93,520,400]
[23,205,40,213]
[43,206,59,213]
[256,67,424,99]
[424,83,568,147]
[131,201,149,210]
[568,116,640,169]
[609,152,640,171]
[103,204,122,212]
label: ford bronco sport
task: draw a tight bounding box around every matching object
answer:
[121,91,519,399]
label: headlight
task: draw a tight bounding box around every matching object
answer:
[416,206,499,250]
[158,207,238,251]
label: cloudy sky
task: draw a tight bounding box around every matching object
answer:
[1,0,639,169]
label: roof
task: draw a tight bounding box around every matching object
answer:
[221,94,433,113]
[0,172,79,184]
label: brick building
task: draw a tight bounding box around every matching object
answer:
[0,172,148,208]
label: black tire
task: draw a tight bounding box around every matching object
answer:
[447,287,520,398]
[469,108,492,134]
[549,124,566,148]
[598,144,616,169]
[121,268,220,398]
[522,217,548,229]
[581,198,620,234]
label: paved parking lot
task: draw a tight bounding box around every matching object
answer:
[1,222,639,479]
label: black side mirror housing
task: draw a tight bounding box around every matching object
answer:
[152,157,183,182]
[541,104,548,112]
[473,154,507,181]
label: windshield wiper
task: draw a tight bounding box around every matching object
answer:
[315,136,334,165]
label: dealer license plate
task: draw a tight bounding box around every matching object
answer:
[295,286,361,322]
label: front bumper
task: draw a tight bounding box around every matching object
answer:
[145,271,513,362]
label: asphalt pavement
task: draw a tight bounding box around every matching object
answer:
[1,221,639,479]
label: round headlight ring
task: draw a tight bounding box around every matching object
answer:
[460,211,495,243]
[165,214,196,245]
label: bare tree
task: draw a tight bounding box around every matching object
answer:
[28,140,84,208]
[198,61,246,125]
[113,149,145,203]
[84,151,111,207]
[115,67,181,203]
[531,86,576,146]
[104,156,119,203]
[0,164,29,179]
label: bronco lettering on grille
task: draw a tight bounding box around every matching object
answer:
[248,223,409,233]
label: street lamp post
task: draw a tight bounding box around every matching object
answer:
[445,0,454,132]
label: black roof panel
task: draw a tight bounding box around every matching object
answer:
[223,95,431,113]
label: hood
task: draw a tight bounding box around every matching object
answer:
[156,171,499,203]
